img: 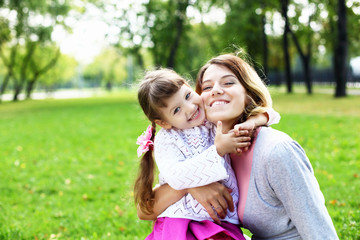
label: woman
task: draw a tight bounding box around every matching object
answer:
[138,53,338,240]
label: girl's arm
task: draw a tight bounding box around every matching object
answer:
[137,182,234,224]
[234,108,280,133]
[234,108,280,134]
[137,184,186,220]
[232,109,280,152]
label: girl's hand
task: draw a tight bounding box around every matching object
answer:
[234,112,269,135]
[234,119,256,134]
[187,182,234,224]
[215,121,251,156]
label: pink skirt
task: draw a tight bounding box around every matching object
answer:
[145,217,245,240]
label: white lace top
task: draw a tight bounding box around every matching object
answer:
[154,122,239,224]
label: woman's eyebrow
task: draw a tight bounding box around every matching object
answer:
[202,74,237,83]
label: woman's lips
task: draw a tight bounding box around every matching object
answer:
[210,100,229,107]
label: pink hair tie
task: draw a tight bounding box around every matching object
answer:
[136,125,154,157]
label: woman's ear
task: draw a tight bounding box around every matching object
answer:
[154,119,172,129]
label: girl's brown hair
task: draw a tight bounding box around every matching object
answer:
[134,68,187,214]
[195,53,272,123]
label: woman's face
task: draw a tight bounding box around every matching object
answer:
[200,64,247,130]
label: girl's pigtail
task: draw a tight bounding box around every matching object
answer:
[134,122,157,214]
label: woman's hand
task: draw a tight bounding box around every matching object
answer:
[187,182,234,224]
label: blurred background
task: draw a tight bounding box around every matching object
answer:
[0,0,359,103]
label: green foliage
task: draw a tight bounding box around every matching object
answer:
[0,89,359,239]
[38,52,78,89]
[83,47,127,89]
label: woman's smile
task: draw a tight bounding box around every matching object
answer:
[210,100,229,107]
[200,64,247,131]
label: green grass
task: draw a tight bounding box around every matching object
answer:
[0,89,359,239]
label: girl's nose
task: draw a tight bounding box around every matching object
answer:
[184,101,194,113]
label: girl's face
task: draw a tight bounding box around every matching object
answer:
[155,84,206,130]
[200,64,247,131]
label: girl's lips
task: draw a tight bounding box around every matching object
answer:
[188,108,200,121]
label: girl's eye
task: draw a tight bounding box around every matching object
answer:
[185,92,190,100]
[174,107,180,114]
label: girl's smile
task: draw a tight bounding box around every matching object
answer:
[155,85,206,130]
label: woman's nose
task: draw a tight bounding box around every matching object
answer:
[211,83,223,95]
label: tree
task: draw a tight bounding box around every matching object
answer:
[25,45,62,98]
[280,0,293,93]
[334,0,348,97]
[0,0,71,101]
[83,47,127,90]
[145,0,190,68]
[287,1,322,94]
[35,53,78,94]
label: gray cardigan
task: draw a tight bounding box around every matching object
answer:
[238,127,338,240]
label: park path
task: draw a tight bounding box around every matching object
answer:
[2,86,360,102]
[1,89,105,102]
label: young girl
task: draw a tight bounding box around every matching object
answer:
[134,68,279,240]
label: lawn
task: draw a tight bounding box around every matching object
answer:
[0,88,359,239]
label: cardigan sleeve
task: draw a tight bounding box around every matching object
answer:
[154,129,228,190]
[266,140,338,239]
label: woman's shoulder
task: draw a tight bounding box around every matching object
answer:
[257,127,293,146]
[256,127,308,168]
[256,127,305,160]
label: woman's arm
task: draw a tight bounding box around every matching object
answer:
[268,140,338,239]
[137,182,234,224]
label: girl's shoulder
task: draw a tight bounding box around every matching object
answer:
[155,125,211,143]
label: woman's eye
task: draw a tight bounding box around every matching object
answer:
[174,107,180,114]
[185,92,190,100]
[202,86,211,91]
[225,82,234,85]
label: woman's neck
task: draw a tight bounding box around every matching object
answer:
[220,120,237,133]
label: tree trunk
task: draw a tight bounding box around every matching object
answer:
[281,0,292,93]
[334,0,348,97]
[26,79,37,99]
[13,42,36,101]
[25,49,61,99]
[261,3,268,77]
[303,56,312,94]
[288,29,312,94]
[106,81,112,91]
[166,0,189,68]
[13,83,22,101]
[0,44,18,103]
